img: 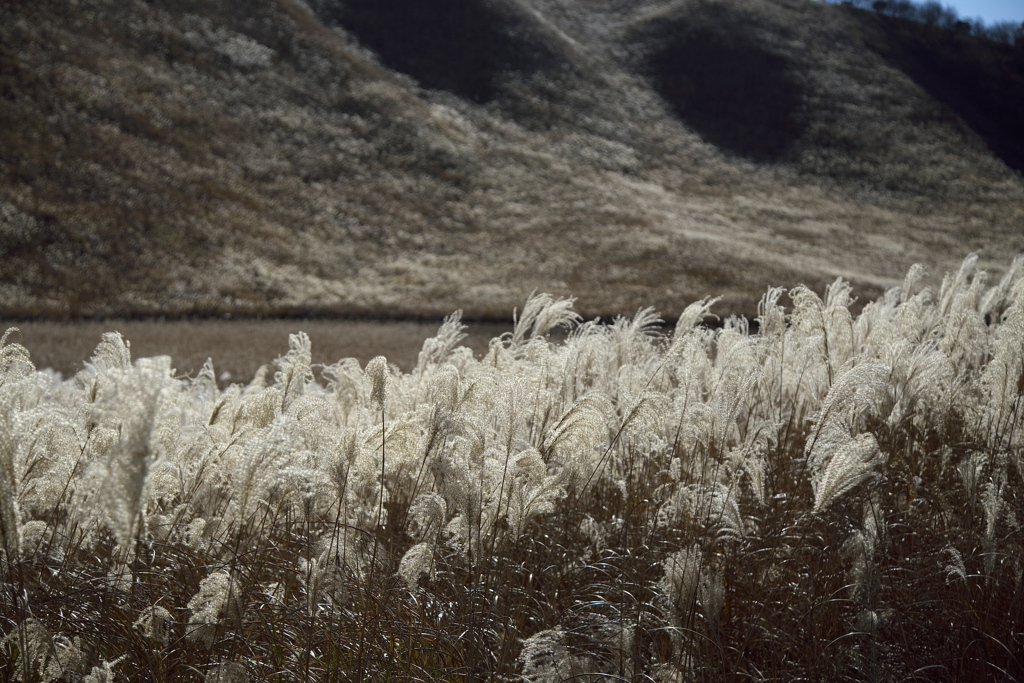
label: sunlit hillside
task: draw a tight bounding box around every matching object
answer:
[1,0,1022,320]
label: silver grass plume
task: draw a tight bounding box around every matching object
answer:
[980,460,1016,576]
[541,393,610,469]
[17,410,82,518]
[843,495,883,600]
[805,361,889,510]
[660,545,701,618]
[205,661,249,683]
[899,262,927,304]
[76,356,171,552]
[228,414,302,530]
[609,306,663,367]
[407,491,447,543]
[938,254,989,367]
[803,361,888,512]
[322,357,366,424]
[511,293,582,346]
[939,253,981,317]
[420,364,465,464]
[301,529,376,609]
[86,331,132,373]
[979,282,1024,445]
[241,386,280,429]
[707,341,763,458]
[672,297,720,342]
[505,448,564,537]
[616,390,671,455]
[4,619,53,682]
[882,338,953,431]
[0,329,33,558]
[3,618,87,683]
[397,542,436,588]
[940,546,968,585]
[981,254,1024,318]
[0,407,24,559]
[365,355,389,413]
[274,332,313,412]
[187,571,243,647]
[192,357,218,406]
[659,544,724,627]
[0,328,34,389]
[519,628,600,683]
[418,310,468,368]
[757,287,787,339]
[700,482,747,541]
[19,520,61,561]
[812,433,882,513]
[790,281,855,385]
[82,656,126,683]
[957,451,988,504]
[134,605,174,646]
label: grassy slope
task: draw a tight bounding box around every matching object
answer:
[0,0,1022,321]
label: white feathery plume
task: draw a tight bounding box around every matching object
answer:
[418,310,468,369]
[505,448,563,537]
[939,253,980,317]
[511,293,581,346]
[940,546,968,585]
[805,361,889,476]
[85,331,132,374]
[541,393,610,465]
[900,263,927,304]
[672,296,720,343]
[227,414,304,530]
[365,355,389,413]
[757,287,787,338]
[981,254,1024,317]
[659,544,722,624]
[397,542,436,588]
[812,433,881,513]
[240,386,279,430]
[519,628,577,683]
[82,656,126,683]
[134,605,174,646]
[0,328,34,389]
[0,328,34,559]
[72,355,174,556]
[322,357,366,424]
[938,254,989,368]
[2,618,88,683]
[205,661,249,683]
[407,491,447,542]
[187,571,243,647]
[979,285,1024,445]
[0,407,24,559]
[274,331,313,411]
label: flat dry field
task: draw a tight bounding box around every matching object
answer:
[4,319,511,385]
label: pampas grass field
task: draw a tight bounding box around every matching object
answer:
[2,254,1024,681]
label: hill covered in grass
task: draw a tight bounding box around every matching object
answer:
[1,0,1022,320]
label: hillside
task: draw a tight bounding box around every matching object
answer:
[1,0,1022,320]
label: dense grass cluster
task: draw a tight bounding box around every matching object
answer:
[3,255,1024,681]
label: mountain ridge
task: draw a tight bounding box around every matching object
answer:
[1,0,1022,320]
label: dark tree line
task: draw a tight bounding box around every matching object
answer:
[831,0,1024,44]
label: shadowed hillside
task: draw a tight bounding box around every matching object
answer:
[636,4,808,162]
[855,6,1024,174]
[0,0,1021,321]
[308,0,565,104]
